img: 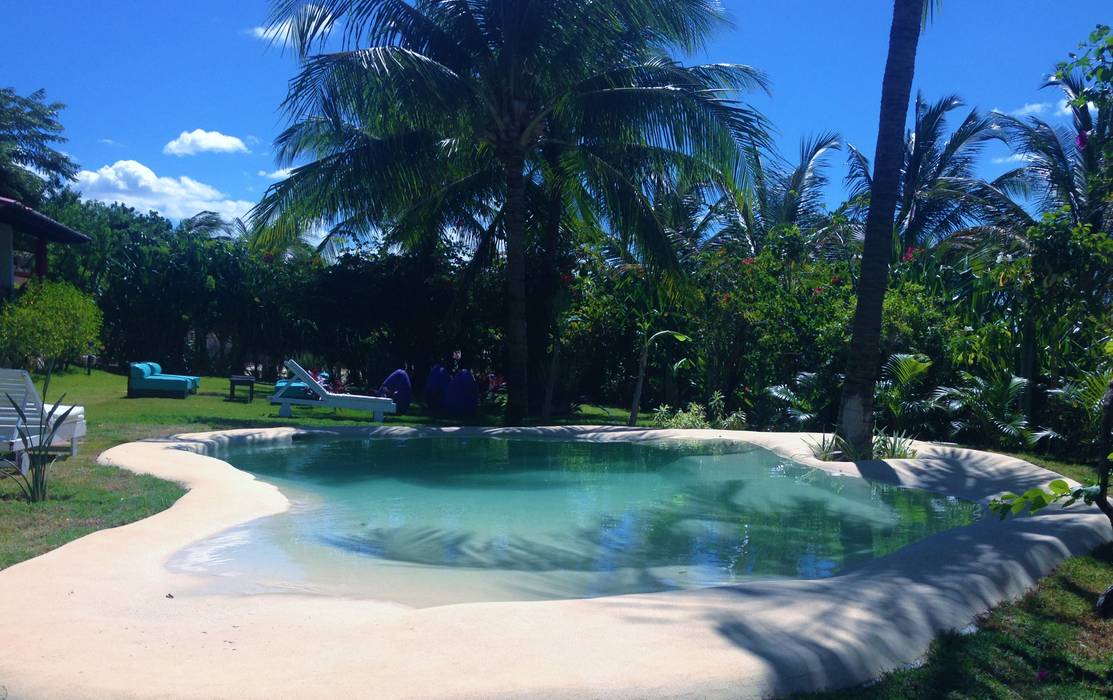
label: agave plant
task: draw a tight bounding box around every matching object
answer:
[1,395,73,503]
[932,371,1048,449]
[874,353,934,435]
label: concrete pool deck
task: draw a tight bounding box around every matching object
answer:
[0,426,1109,699]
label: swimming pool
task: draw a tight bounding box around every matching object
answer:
[170,435,978,607]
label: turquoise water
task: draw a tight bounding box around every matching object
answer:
[170,436,978,607]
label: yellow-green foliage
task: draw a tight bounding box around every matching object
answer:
[0,280,102,368]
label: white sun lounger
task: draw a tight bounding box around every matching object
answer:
[1,369,86,458]
[270,359,396,422]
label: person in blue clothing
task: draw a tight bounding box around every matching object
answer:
[423,363,451,411]
[443,369,479,416]
[379,368,412,413]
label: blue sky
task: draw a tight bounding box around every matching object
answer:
[2,1,1107,220]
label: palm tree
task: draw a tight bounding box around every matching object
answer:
[721,132,841,256]
[252,0,767,424]
[838,0,929,457]
[997,74,1111,234]
[845,93,999,251]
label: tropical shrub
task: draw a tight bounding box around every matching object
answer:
[0,279,102,375]
[652,391,746,430]
[933,372,1047,449]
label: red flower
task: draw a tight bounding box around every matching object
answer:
[812,286,825,295]
[741,257,755,266]
[719,292,732,305]
[830,275,842,285]
[901,246,923,262]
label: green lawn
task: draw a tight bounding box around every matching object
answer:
[2,369,1110,699]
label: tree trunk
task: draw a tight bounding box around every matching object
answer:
[541,331,560,422]
[838,0,923,458]
[628,343,649,427]
[1094,379,1113,533]
[503,152,530,425]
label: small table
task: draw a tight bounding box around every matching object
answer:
[229,375,256,402]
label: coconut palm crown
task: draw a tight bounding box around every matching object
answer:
[250,0,769,423]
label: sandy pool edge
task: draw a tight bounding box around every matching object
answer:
[0,426,1109,699]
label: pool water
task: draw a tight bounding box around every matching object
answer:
[170,436,979,607]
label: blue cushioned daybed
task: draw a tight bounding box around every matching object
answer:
[128,362,200,398]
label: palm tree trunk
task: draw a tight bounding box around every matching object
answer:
[838,0,923,457]
[628,342,649,427]
[503,152,530,425]
[541,330,560,422]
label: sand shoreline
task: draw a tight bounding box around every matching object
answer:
[0,426,1109,699]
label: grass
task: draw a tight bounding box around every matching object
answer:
[0,368,636,568]
[2,370,1110,699]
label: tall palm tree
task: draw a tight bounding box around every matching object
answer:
[845,93,999,251]
[838,0,928,457]
[252,0,767,424]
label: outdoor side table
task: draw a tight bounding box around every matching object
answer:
[229,375,256,402]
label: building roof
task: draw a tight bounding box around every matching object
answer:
[0,197,90,244]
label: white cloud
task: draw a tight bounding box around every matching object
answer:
[74,160,255,220]
[1012,102,1049,116]
[248,20,294,45]
[97,138,123,147]
[1057,98,1097,116]
[992,153,1035,165]
[258,167,293,180]
[163,128,249,156]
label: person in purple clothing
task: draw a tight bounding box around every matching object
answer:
[379,368,412,413]
[443,369,479,416]
[423,364,451,411]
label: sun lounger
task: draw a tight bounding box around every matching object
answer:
[1,369,86,458]
[270,359,396,421]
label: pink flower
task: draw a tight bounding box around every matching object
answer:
[741,257,755,266]
[812,286,825,295]
[1076,130,1089,149]
[1035,668,1050,682]
[901,246,924,262]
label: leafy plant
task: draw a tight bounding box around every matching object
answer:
[804,430,917,461]
[629,327,691,427]
[873,430,918,459]
[933,371,1048,449]
[805,433,846,461]
[652,391,746,430]
[875,353,934,434]
[766,371,826,428]
[0,280,102,381]
[1,396,73,503]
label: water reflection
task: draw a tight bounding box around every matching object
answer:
[175,437,979,606]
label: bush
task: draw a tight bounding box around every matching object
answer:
[652,391,746,430]
[0,280,102,372]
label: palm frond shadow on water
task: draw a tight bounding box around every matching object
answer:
[318,479,973,588]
